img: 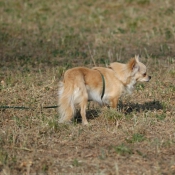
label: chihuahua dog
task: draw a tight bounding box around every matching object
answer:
[58,56,151,125]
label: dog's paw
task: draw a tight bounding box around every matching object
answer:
[82,120,89,125]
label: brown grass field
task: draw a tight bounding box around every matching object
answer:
[0,0,175,174]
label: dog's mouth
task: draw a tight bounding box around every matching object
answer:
[148,76,151,81]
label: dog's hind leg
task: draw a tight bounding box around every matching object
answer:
[80,99,88,125]
[79,90,88,125]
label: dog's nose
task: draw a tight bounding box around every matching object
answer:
[149,76,151,80]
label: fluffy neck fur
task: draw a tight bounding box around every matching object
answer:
[124,77,136,94]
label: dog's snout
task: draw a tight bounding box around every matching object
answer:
[149,76,151,80]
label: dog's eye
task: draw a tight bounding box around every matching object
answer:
[143,73,146,77]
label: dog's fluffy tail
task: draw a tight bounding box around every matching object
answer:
[58,81,76,123]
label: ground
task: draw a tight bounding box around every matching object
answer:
[0,0,175,174]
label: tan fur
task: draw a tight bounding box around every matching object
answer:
[58,56,151,125]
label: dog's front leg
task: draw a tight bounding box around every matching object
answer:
[110,97,119,109]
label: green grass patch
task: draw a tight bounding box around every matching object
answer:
[126,133,146,143]
[114,144,133,156]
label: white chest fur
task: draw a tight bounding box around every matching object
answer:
[125,79,136,94]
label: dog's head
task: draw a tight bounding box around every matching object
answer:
[128,55,151,82]
[109,55,151,84]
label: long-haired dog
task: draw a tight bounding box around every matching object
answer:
[58,56,151,125]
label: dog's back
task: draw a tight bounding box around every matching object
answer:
[58,66,122,124]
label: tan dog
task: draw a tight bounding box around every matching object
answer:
[58,56,151,125]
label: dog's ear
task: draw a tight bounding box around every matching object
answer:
[135,55,140,62]
[128,58,139,74]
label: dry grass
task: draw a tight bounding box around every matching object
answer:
[0,0,175,174]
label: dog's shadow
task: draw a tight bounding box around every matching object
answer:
[74,108,100,124]
[74,100,163,123]
[118,100,164,114]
